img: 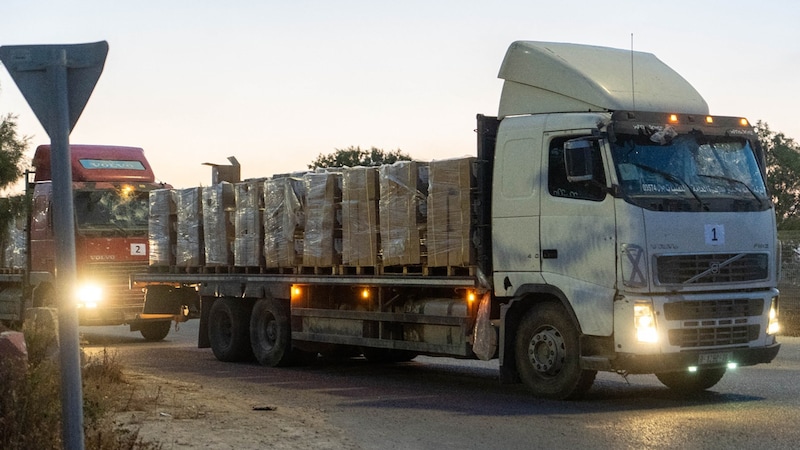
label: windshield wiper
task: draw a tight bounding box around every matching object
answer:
[629,162,708,210]
[698,174,765,208]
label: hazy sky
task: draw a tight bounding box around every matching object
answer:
[2,1,798,190]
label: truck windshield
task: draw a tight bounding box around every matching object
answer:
[74,189,149,234]
[610,132,768,212]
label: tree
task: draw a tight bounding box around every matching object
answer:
[0,113,30,230]
[0,113,28,189]
[759,121,800,229]
[308,146,412,169]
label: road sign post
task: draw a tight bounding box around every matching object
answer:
[0,41,108,450]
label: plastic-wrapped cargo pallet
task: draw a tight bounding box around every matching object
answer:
[378,160,428,267]
[264,176,305,268]
[1,217,26,270]
[148,189,176,267]
[302,171,342,268]
[174,187,204,267]
[341,166,380,268]
[202,183,235,267]
[427,157,476,268]
[234,179,265,267]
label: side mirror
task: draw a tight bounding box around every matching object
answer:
[564,138,596,183]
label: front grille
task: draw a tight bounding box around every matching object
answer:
[83,261,147,308]
[663,298,764,321]
[656,253,768,285]
[669,325,759,348]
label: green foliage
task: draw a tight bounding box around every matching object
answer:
[0,113,29,190]
[308,145,412,169]
[759,121,800,228]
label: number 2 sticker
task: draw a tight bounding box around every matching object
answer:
[131,243,147,256]
[705,224,724,246]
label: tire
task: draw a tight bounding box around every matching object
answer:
[655,367,726,393]
[250,298,294,367]
[139,320,171,341]
[514,302,596,400]
[208,298,252,362]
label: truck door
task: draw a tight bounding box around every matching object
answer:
[539,131,616,336]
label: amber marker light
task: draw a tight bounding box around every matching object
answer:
[740,118,749,126]
[467,291,477,303]
[291,286,302,302]
[361,288,370,300]
[705,116,714,124]
[668,114,679,123]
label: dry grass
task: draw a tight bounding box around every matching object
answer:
[0,324,162,449]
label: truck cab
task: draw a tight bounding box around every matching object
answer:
[29,144,174,340]
[485,42,780,397]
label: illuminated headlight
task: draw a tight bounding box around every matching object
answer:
[76,284,103,309]
[634,301,659,343]
[767,297,780,335]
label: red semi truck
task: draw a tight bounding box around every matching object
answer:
[0,144,186,340]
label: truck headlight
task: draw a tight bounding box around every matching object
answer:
[634,301,658,343]
[76,283,103,309]
[767,297,780,335]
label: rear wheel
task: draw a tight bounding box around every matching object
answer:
[139,320,171,341]
[208,298,252,362]
[514,302,596,399]
[250,298,294,367]
[655,367,726,393]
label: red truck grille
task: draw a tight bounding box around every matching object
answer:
[84,261,148,308]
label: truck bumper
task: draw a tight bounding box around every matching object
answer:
[610,342,781,374]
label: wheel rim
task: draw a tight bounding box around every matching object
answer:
[527,325,566,377]
[258,313,277,352]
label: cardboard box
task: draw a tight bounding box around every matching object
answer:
[379,161,428,266]
[148,189,176,266]
[174,187,203,267]
[263,176,305,268]
[427,157,476,267]
[234,179,265,267]
[302,172,341,267]
[342,167,380,267]
[202,183,235,266]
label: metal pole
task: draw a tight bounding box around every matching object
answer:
[49,49,86,450]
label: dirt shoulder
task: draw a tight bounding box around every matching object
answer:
[115,370,357,450]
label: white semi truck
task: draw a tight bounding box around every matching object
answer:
[133,41,781,399]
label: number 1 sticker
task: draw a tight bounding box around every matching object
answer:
[131,243,146,256]
[705,224,724,246]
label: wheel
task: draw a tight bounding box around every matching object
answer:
[139,320,171,341]
[208,298,252,362]
[250,298,294,367]
[514,302,596,399]
[361,347,418,363]
[655,367,726,393]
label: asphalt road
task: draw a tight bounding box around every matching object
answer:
[81,321,800,449]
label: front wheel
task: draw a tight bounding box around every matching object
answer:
[655,367,726,393]
[514,302,596,400]
[139,320,171,341]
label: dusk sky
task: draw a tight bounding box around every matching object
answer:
[2,1,798,190]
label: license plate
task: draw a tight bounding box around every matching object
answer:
[698,352,732,365]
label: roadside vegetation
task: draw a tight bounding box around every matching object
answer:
[0,321,162,449]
